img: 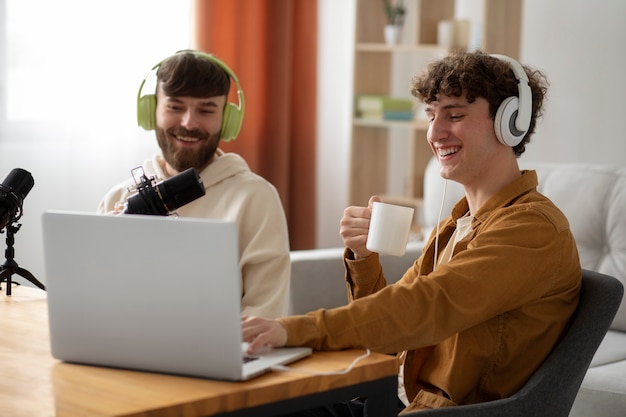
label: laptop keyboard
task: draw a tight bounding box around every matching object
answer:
[243,355,259,363]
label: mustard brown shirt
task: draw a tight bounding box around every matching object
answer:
[279,170,581,412]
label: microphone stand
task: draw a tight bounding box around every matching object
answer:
[0,221,46,296]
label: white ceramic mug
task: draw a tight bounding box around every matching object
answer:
[366,202,415,256]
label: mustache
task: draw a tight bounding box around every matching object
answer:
[169,127,209,140]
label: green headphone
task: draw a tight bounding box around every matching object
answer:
[136,51,245,141]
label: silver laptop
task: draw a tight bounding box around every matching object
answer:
[41,210,311,381]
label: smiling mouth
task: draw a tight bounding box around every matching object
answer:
[175,135,201,143]
[438,147,460,157]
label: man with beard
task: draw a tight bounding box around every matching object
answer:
[98,50,290,319]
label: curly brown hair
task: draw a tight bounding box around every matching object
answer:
[410,50,549,157]
[156,50,230,99]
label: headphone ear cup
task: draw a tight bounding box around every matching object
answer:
[220,102,244,142]
[494,96,526,147]
[137,94,157,131]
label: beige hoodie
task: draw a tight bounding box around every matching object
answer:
[98,150,290,318]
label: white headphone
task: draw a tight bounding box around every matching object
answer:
[491,54,532,147]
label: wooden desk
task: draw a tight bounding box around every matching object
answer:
[0,285,399,417]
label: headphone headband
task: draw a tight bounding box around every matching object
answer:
[136,51,245,141]
[490,54,532,147]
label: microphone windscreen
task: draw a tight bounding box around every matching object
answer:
[157,168,206,211]
[2,168,34,200]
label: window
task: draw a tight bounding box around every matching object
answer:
[2,0,191,128]
[0,1,194,285]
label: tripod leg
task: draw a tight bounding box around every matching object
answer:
[0,267,14,296]
[1,223,44,295]
[15,267,46,291]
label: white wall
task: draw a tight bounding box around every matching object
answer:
[315,0,626,248]
[520,0,626,165]
[0,0,192,287]
[315,0,355,248]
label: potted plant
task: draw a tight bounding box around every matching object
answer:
[382,0,405,44]
[383,0,405,26]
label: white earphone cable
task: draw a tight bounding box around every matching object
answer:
[433,180,448,272]
[270,349,371,376]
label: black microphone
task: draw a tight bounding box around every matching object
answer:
[0,168,35,230]
[123,167,206,215]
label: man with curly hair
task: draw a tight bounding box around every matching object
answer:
[242,50,581,415]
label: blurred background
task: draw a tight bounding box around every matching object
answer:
[1,0,625,286]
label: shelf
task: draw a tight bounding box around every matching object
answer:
[348,0,521,208]
[353,118,429,130]
[356,43,447,53]
[380,194,423,207]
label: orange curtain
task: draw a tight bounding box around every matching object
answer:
[194,0,317,250]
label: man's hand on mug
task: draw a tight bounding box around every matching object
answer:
[339,195,381,260]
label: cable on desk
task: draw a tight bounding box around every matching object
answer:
[270,349,371,376]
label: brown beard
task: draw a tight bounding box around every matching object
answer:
[155,126,221,173]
